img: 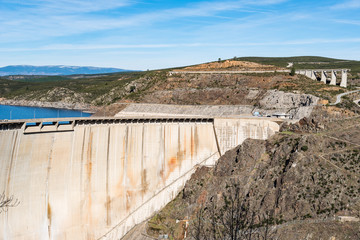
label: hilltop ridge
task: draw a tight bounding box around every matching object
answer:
[175,60,284,72]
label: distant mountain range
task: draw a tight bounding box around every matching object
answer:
[0,65,134,76]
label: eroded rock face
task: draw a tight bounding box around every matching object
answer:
[255,89,320,119]
[0,98,91,110]
[143,108,360,240]
[259,89,319,109]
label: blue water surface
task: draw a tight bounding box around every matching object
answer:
[0,105,92,120]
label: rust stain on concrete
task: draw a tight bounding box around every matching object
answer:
[160,168,165,182]
[115,132,127,194]
[168,157,178,173]
[47,203,52,238]
[121,134,126,164]
[105,196,111,226]
[6,131,18,195]
[86,131,93,226]
[176,150,185,167]
[194,126,199,156]
[177,126,184,168]
[115,179,124,196]
[87,132,93,179]
[163,156,179,180]
[184,130,187,156]
[106,127,111,227]
[127,171,137,192]
[126,190,134,212]
[190,128,194,158]
[114,133,127,206]
[79,128,87,222]
[141,169,149,195]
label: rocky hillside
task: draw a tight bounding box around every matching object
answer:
[1,60,359,125]
[123,106,360,240]
[175,60,284,72]
[0,59,354,117]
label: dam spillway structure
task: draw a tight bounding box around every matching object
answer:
[0,116,280,239]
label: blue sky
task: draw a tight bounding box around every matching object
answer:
[0,0,359,70]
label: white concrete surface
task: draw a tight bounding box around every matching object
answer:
[0,118,279,240]
[330,71,337,85]
[116,104,254,118]
[296,69,349,88]
[340,70,347,88]
[321,71,326,83]
[214,118,279,154]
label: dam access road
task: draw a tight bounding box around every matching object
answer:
[0,115,281,240]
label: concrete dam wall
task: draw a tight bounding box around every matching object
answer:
[0,117,279,240]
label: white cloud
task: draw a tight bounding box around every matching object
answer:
[1,0,132,14]
[0,0,289,43]
[160,0,287,18]
[1,37,360,52]
[334,19,360,26]
[0,43,203,52]
[330,0,360,10]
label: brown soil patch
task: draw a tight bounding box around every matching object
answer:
[176,60,284,72]
[320,86,343,91]
[324,106,356,117]
[318,99,329,105]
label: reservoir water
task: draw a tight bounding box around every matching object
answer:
[0,105,92,120]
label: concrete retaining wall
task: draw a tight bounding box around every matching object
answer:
[0,118,279,240]
[214,118,279,155]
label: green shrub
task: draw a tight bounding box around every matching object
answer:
[301,145,308,151]
[290,66,296,76]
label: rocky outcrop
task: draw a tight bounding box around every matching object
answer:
[142,108,360,239]
[256,90,319,119]
[39,87,87,104]
[0,86,94,111]
[259,90,319,109]
[0,98,92,110]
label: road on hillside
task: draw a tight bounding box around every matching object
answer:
[354,99,360,107]
[331,89,360,105]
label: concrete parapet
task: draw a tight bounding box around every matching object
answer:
[0,117,215,133]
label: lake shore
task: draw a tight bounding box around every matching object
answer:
[0,98,96,113]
